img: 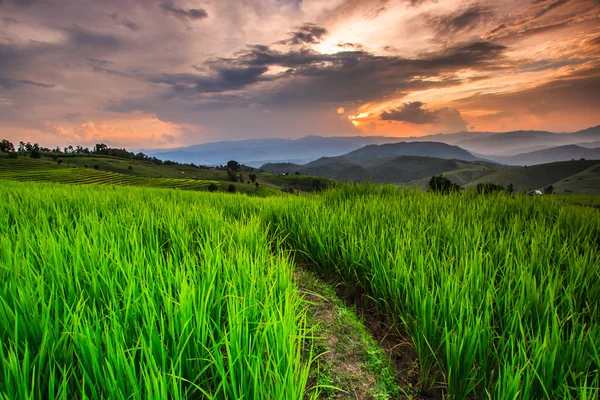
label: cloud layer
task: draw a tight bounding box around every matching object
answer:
[0,0,599,148]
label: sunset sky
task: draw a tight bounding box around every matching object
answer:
[0,0,599,149]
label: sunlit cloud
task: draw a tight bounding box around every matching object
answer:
[0,0,598,147]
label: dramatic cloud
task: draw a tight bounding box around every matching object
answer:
[284,24,327,45]
[0,0,598,147]
[380,102,468,132]
[430,5,494,35]
[159,1,208,21]
[381,102,438,124]
[0,77,53,89]
[119,19,140,31]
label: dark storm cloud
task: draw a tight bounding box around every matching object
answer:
[281,23,327,45]
[160,1,208,20]
[0,76,53,89]
[119,18,140,31]
[67,24,121,49]
[431,5,494,35]
[0,0,41,6]
[146,39,507,104]
[149,66,270,94]
[534,0,570,18]
[419,41,507,69]
[1,16,18,25]
[380,102,438,123]
[380,102,469,132]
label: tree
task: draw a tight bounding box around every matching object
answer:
[506,183,514,195]
[208,183,218,192]
[18,141,26,153]
[544,185,554,195]
[94,143,108,154]
[294,171,300,175]
[249,173,257,183]
[428,175,461,194]
[255,182,259,189]
[228,184,236,193]
[227,169,237,182]
[227,160,240,172]
[57,159,63,166]
[239,173,244,183]
[30,148,41,159]
[0,139,15,152]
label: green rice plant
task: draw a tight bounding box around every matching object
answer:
[0,181,312,399]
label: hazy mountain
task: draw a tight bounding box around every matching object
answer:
[488,145,600,166]
[146,125,600,166]
[340,141,481,163]
[147,135,404,167]
[577,141,600,149]
[454,130,565,156]
[568,125,600,141]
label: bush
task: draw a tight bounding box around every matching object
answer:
[227,184,236,193]
[208,183,218,192]
[428,175,461,194]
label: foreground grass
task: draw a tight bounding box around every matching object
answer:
[0,182,311,399]
[1,180,599,399]
[265,185,600,399]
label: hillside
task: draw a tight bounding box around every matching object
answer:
[464,159,600,193]
[334,141,481,163]
[261,141,496,184]
[264,155,500,185]
[0,153,333,194]
[488,145,600,165]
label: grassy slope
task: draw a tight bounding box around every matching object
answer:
[265,156,502,185]
[552,163,600,194]
[464,159,600,192]
[0,153,333,194]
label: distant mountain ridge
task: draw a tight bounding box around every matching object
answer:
[146,125,600,167]
[260,141,496,184]
[488,145,600,166]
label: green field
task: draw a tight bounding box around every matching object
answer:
[0,155,332,195]
[1,181,599,399]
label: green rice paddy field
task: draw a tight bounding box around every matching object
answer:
[1,180,598,399]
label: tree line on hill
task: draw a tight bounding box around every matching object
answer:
[0,138,210,168]
[428,175,554,195]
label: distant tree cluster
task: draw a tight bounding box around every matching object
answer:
[428,175,461,194]
[0,138,211,169]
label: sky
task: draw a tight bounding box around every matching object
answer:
[0,0,599,149]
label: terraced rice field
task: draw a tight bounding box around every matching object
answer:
[0,158,218,190]
[1,180,598,399]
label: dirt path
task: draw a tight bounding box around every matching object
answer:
[296,268,426,399]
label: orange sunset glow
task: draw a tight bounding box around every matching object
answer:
[1,0,599,148]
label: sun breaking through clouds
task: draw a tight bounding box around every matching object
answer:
[0,0,599,148]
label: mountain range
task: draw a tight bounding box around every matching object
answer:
[147,126,600,167]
